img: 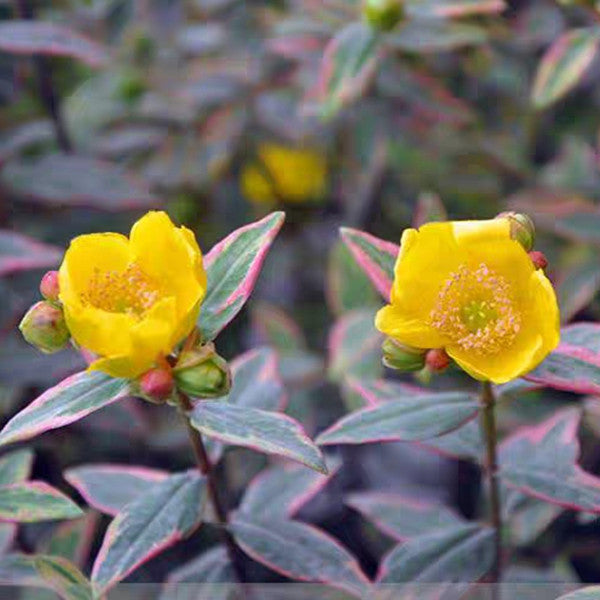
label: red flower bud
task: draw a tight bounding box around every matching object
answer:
[139,367,174,404]
[529,251,548,270]
[40,270,60,302]
[425,348,451,373]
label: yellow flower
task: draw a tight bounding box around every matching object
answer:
[375,218,560,384]
[241,143,327,205]
[58,211,206,379]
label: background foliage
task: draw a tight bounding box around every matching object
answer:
[3,0,600,596]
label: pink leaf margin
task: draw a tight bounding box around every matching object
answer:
[0,231,62,277]
[340,227,398,299]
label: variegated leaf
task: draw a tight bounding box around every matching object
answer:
[0,231,61,277]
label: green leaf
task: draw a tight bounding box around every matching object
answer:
[231,516,370,598]
[499,409,600,512]
[0,371,130,447]
[92,472,207,595]
[199,212,285,341]
[347,492,465,541]
[556,588,600,600]
[327,241,381,315]
[1,154,157,210]
[251,302,307,352]
[377,524,495,592]
[532,28,600,109]
[318,22,381,116]
[64,464,168,516]
[239,457,340,520]
[162,546,234,600]
[316,390,479,446]
[0,482,82,522]
[328,309,383,383]
[525,323,600,394]
[0,21,107,67]
[189,402,326,473]
[0,449,34,485]
[557,251,600,321]
[0,231,61,277]
[421,420,484,463]
[0,554,91,600]
[40,514,98,566]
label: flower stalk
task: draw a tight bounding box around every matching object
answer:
[178,392,246,586]
[481,381,502,598]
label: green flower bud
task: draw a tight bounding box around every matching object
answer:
[382,337,426,371]
[497,212,535,252]
[19,301,70,354]
[174,343,231,398]
[363,0,404,32]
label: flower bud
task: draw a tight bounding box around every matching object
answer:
[40,270,60,302]
[425,348,451,373]
[138,367,174,404]
[19,301,69,354]
[363,0,404,31]
[174,343,231,398]
[382,337,426,372]
[529,250,548,270]
[497,212,535,252]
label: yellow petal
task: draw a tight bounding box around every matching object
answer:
[375,304,446,349]
[241,163,277,204]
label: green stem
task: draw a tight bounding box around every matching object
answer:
[481,381,502,597]
[179,393,247,587]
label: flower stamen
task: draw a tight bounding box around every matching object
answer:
[81,263,161,317]
[429,263,520,355]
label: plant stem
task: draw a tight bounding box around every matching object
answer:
[481,381,502,599]
[179,393,246,586]
[13,0,73,153]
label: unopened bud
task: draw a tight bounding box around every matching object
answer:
[382,337,426,372]
[363,0,404,31]
[425,348,451,373]
[138,367,174,404]
[529,250,548,270]
[497,212,535,252]
[19,301,69,354]
[174,343,231,398]
[40,270,60,302]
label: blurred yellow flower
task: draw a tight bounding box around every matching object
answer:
[241,143,327,205]
[375,218,560,384]
[58,211,206,379]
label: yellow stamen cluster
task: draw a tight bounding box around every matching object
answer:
[81,264,161,317]
[429,263,521,355]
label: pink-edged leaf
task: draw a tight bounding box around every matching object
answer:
[387,19,487,52]
[555,588,600,600]
[0,481,82,522]
[413,192,448,228]
[225,347,287,411]
[189,402,326,473]
[419,420,484,463]
[347,492,465,542]
[239,456,341,520]
[376,523,495,591]
[0,21,107,67]
[316,22,381,116]
[405,0,505,18]
[344,377,426,407]
[525,323,600,394]
[499,408,600,512]
[0,231,61,277]
[339,227,398,299]
[0,371,131,447]
[0,449,34,485]
[251,302,307,352]
[1,154,158,210]
[532,28,600,109]
[328,309,383,383]
[163,546,234,600]
[199,212,285,341]
[91,472,207,595]
[231,515,370,598]
[40,512,99,567]
[316,390,479,446]
[64,464,169,517]
[557,252,600,321]
[0,524,15,555]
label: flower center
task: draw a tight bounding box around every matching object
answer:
[81,263,161,317]
[429,263,521,354]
